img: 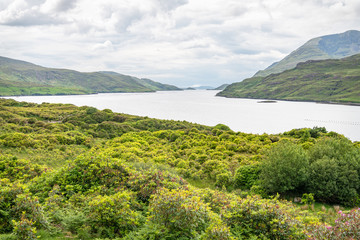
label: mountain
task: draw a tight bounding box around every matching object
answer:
[217,54,360,104]
[0,56,180,96]
[214,84,230,90]
[254,30,360,77]
[184,85,215,90]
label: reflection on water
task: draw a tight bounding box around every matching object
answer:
[8,90,360,141]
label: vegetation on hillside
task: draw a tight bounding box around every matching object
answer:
[218,53,360,104]
[254,30,360,77]
[0,56,180,96]
[214,83,230,90]
[0,98,360,239]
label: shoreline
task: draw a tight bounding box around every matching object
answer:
[216,94,360,107]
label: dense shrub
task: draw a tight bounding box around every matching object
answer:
[29,153,132,200]
[0,182,48,234]
[234,164,260,189]
[87,191,141,238]
[308,138,360,205]
[215,172,232,188]
[12,213,38,240]
[260,141,309,194]
[96,121,136,138]
[307,208,360,239]
[224,195,308,239]
[128,168,188,203]
[0,155,44,182]
[195,188,234,214]
[2,98,360,239]
[0,181,25,233]
[308,157,359,205]
[148,188,231,239]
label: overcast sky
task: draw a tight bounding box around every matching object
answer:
[0,0,359,87]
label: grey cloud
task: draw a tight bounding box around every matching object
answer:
[53,0,77,12]
[0,0,72,26]
[157,0,188,11]
[2,10,64,26]
[260,23,273,33]
[229,6,248,17]
[98,3,149,32]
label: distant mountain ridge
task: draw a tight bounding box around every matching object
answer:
[0,56,180,96]
[217,53,360,104]
[254,30,360,77]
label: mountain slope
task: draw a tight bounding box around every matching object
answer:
[214,84,230,90]
[217,54,360,104]
[254,30,360,77]
[0,56,180,96]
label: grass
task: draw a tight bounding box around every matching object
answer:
[0,145,90,169]
[293,201,354,225]
[186,178,217,190]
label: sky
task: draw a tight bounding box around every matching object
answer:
[0,0,359,88]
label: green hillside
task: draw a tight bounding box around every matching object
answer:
[218,54,360,104]
[1,98,360,239]
[254,30,360,77]
[214,83,230,90]
[0,56,180,96]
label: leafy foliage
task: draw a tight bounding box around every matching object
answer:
[260,141,309,194]
[0,98,359,239]
[307,208,360,239]
[12,213,38,240]
[224,195,308,239]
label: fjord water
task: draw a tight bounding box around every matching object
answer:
[10,90,360,141]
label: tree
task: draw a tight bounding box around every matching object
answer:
[308,138,360,205]
[260,141,309,194]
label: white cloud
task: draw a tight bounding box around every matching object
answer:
[0,0,359,87]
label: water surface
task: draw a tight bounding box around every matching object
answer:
[9,90,360,141]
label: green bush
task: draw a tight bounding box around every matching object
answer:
[12,213,38,240]
[224,195,307,239]
[307,208,360,239]
[234,164,260,189]
[301,193,315,205]
[0,182,48,234]
[215,172,232,188]
[128,168,188,203]
[0,182,25,233]
[61,209,87,234]
[260,141,309,194]
[308,138,360,205]
[214,124,231,131]
[87,191,141,238]
[38,153,131,197]
[0,155,44,182]
[308,157,359,205]
[148,188,212,239]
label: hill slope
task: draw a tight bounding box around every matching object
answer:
[214,83,230,90]
[0,56,180,96]
[217,54,360,104]
[254,30,360,77]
